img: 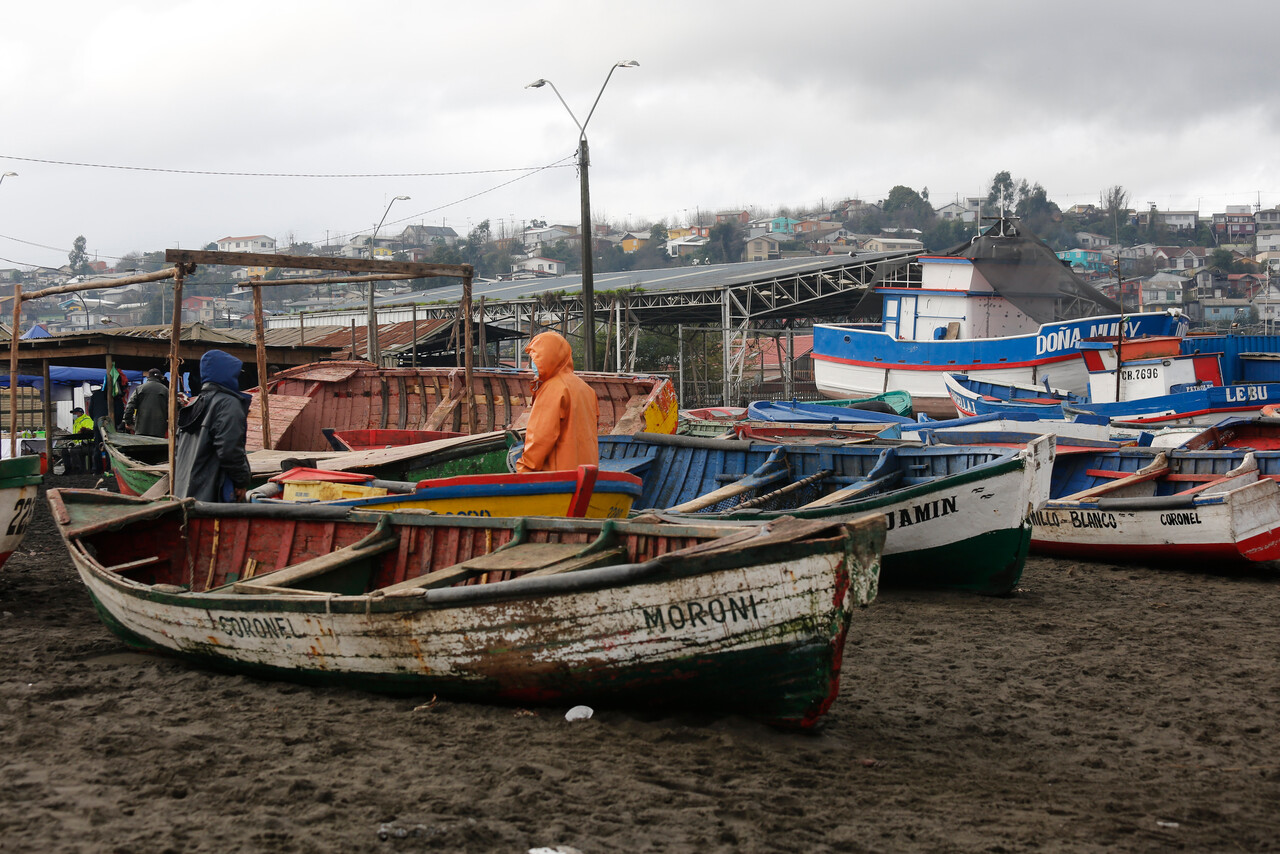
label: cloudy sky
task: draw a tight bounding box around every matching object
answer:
[2,0,1276,272]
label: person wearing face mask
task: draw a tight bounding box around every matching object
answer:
[515,331,600,474]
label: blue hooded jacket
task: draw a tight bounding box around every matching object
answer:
[173,350,253,501]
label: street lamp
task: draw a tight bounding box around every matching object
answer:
[0,171,16,187]
[367,194,410,362]
[527,60,638,372]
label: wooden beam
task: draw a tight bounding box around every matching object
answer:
[167,266,185,495]
[41,359,52,444]
[235,272,421,288]
[164,249,471,279]
[252,280,272,450]
[21,266,181,302]
[8,283,21,457]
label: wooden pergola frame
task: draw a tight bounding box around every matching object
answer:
[7,250,475,492]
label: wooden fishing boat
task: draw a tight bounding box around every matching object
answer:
[48,489,884,727]
[1031,447,1280,564]
[943,372,1073,419]
[567,432,1054,595]
[746,400,915,425]
[733,424,888,444]
[324,428,465,451]
[99,420,169,496]
[256,465,643,520]
[1172,417,1280,451]
[946,368,1280,428]
[248,362,679,452]
[0,454,42,569]
[107,428,515,497]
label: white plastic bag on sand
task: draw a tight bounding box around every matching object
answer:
[564,705,593,721]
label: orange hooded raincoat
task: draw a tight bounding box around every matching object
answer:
[515,331,600,474]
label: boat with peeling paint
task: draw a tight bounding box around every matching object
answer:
[254,465,643,520]
[49,489,883,728]
[0,455,42,569]
[528,432,1054,595]
[248,361,678,452]
[1031,447,1280,564]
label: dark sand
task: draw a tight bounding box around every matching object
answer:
[2,475,1278,853]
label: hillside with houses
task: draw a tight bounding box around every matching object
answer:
[4,181,1278,335]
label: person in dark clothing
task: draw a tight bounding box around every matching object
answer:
[173,350,252,502]
[123,368,170,437]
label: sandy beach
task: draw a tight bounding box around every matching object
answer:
[2,475,1278,853]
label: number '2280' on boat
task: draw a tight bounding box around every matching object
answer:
[48,489,885,728]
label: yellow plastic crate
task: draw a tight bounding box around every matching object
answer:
[282,480,388,502]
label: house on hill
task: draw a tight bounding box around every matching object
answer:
[217,235,277,253]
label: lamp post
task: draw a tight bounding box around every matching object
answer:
[0,171,16,187]
[366,195,409,362]
[526,60,638,372]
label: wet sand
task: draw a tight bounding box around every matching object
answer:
[2,475,1278,852]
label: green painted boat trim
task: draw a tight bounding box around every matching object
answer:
[105,443,162,495]
[879,524,1030,595]
[0,454,44,489]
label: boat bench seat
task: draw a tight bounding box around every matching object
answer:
[380,541,628,593]
[231,520,399,594]
[598,456,654,476]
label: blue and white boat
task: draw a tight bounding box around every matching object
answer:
[812,216,1189,417]
[746,400,916,425]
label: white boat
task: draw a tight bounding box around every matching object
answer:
[1031,450,1280,564]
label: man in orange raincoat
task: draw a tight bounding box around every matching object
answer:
[515,331,600,473]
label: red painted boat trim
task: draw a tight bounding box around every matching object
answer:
[1112,404,1262,424]
[813,351,1082,371]
[1032,531,1280,563]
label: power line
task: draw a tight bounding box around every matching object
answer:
[0,153,577,179]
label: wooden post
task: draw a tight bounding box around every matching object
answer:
[41,358,52,443]
[350,320,357,361]
[105,353,115,427]
[299,311,306,345]
[8,284,21,458]
[167,265,185,495]
[252,278,272,450]
[477,296,488,368]
[411,304,418,369]
[462,273,476,434]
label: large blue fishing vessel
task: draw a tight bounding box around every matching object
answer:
[812,216,1189,417]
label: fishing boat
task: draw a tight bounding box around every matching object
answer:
[254,465,643,520]
[733,424,889,444]
[746,400,915,425]
[812,215,1189,417]
[249,362,679,452]
[570,432,1054,595]
[323,429,465,451]
[677,407,746,438]
[883,411,1122,446]
[49,489,884,728]
[106,427,516,498]
[1030,447,1280,564]
[0,454,42,569]
[100,421,169,496]
[1175,417,1280,451]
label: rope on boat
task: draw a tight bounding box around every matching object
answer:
[733,469,835,511]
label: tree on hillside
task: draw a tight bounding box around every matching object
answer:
[986,171,1018,211]
[68,236,92,277]
[703,221,744,264]
[1015,183,1065,243]
[880,186,932,230]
